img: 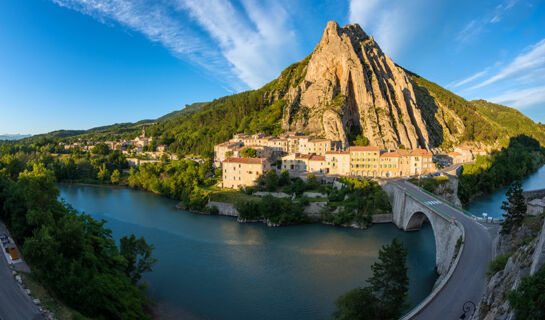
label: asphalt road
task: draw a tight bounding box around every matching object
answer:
[0,238,42,320]
[396,180,498,320]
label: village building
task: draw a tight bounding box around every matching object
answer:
[222,158,270,189]
[325,151,351,175]
[213,141,243,167]
[349,146,381,177]
[379,151,400,177]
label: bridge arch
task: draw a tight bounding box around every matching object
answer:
[383,182,464,276]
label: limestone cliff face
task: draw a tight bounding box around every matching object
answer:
[280,21,432,149]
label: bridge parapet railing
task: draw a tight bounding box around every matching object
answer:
[417,187,474,217]
[403,188,453,222]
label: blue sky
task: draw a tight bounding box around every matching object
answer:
[1,0,545,135]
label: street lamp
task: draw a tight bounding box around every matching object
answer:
[459,301,476,319]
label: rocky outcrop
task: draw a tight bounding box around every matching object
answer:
[472,216,545,320]
[280,21,436,149]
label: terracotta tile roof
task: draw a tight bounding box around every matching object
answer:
[309,155,326,161]
[381,151,399,157]
[295,154,313,160]
[448,152,463,156]
[349,146,381,151]
[326,151,350,155]
[223,157,267,164]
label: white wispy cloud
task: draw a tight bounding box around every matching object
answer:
[348,0,433,58]
[51,0,300,90]
[471,38,545,89]
[447,69,488,89]
[488,85,545,109]
[456,0,519,43]
[178,0,298,89]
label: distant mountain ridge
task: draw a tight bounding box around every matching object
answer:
[0,134,32,141]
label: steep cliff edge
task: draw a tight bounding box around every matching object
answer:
[472,215,545,320]
[280,21,431,149]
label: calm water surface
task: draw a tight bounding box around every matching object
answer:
[467,165,545,219]
[59,184,437,320]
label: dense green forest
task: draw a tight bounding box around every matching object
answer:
[0,158,155,319]
[458,135,545,205]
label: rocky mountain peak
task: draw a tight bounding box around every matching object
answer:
[279,21,432,149]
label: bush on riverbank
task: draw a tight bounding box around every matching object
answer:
[458,135,545,205]
[322,177,392,227]
[236,195,310,225]
[408,176,449,194]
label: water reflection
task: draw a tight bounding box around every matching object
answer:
[59,184,436,320]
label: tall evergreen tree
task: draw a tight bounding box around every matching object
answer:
[500,180,527,234]
[368,238,409,319]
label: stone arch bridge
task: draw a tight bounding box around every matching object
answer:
[383,181,463,275]
[382,179,494,319]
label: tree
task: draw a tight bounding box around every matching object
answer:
[279,170,291,186]
[119,234,157,284]
[91,143,110,156]
[368,238,409,319]
[332,238,409,320]
[333,287,379,320]
[240,147,257,158]
[225,151,234,158]
[353,134,370,146]
[265,170,279,191]
[500,180,527,234]
[111,169,121,184]
[97,164,110,181]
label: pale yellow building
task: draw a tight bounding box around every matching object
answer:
[308,155,327,173]
[379,151,400,177]
[349,146,381,177]
[325,151,351,175]
[222,158,270,189]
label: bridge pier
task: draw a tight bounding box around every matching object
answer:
[384,182,463,276]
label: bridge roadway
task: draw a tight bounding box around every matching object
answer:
[394,180,497,320]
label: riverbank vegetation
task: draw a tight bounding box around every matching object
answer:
[0,160,156,319]
[458,135,545,205]
[321,177,391,227]
[332,238,409,320]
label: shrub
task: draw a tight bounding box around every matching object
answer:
[487,253,511,276]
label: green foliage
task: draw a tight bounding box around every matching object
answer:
[508,264,545,320]
[411,74,498,144]
[240,147,257,158]
[120,234,158,284]
[236,195,310,225]
[332,238,409,320]
[264,170,279,191]
[458,135,545,205]
[111,169,121,184]
[0,164,154,319]
[500,180,527,234]
[409,176,448,194]
[279,170,291,186]
[487,253,512,276]
[324,178,391,227]
[91,143,110,155]
[332,287,379,320]
[471,100,545,146]
[97,163,110,181]
[127,159,215,210]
